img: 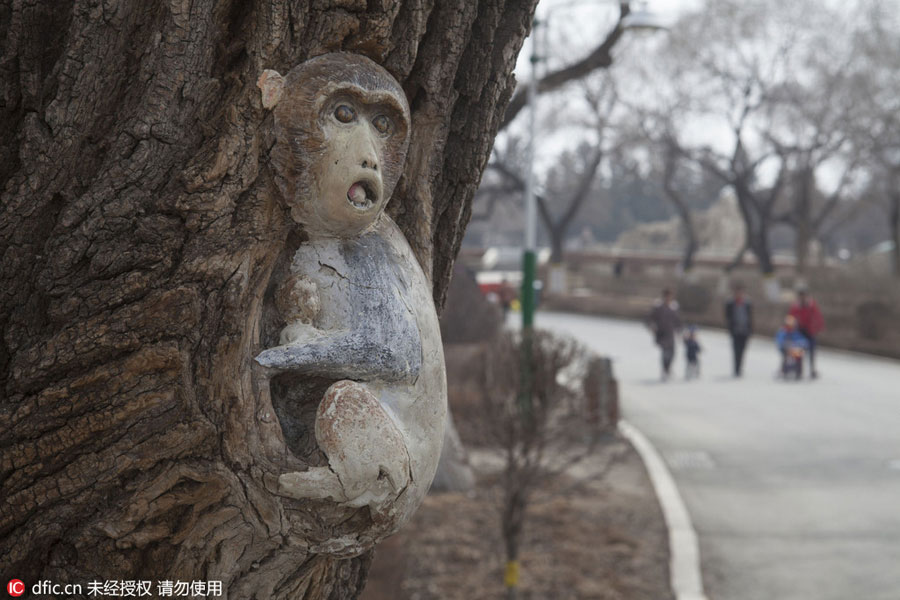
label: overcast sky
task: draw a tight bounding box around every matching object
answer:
[504,0,893,201]
[510,1,698,173]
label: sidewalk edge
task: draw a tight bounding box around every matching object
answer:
[618,419,708,600]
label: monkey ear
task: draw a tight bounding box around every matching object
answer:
[257,69,285,109]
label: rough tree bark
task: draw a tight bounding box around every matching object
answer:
[660,144,698,273]
[0,1,537,597]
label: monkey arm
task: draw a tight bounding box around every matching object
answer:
[255,329,422,383]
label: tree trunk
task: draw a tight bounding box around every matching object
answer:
[731,179,775,275]
[501,487,526,600]
[890,192,900,278]
[749,226,775,274]
[795,219,811,274]
[549,227,565,264]
[660,151,697,273]
[681,225,698,273]
[0,1,537,597]
[794,167,814,275]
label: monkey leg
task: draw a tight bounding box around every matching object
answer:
[277,381,411,512]
[315,381,411,508]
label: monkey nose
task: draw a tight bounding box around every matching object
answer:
[361,158,378,171]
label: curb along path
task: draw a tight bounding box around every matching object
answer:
[619,420,708,600]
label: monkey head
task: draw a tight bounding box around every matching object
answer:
[261,53,411,237]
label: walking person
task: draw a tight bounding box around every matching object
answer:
[683,325,702,380]
[648,288,682,380]
[724,283,753,377]
[789,286,824,378]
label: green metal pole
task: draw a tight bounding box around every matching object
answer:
[521,250,536,329]
[522,15,539,333]
[518,20,540,426]
[519,249,536,418]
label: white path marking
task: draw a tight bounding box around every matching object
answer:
[666,450,716,471]
[619,419,708,600]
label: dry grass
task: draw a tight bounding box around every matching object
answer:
[361,437,673,600]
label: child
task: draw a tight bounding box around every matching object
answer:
[775,315,809,379]
[683,325,701,380]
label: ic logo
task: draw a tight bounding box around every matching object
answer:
[7,580,24,597]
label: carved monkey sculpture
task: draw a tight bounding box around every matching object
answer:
[255,53,446,556]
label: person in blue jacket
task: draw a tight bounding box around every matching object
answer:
[776,315,809,379]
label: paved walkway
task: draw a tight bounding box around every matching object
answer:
[536,311,900,600]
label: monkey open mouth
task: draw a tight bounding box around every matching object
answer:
[347,181,378,210]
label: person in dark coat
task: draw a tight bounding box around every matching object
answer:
[648,288,682,380]
[724,283,753,377]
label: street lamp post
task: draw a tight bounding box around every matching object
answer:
[521,27,540,333]
[519,0,666,333]
[509,5,667,598]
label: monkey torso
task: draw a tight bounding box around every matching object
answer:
[285,215,447,514]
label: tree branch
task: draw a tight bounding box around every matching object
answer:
[763,155,788,213]
[487,159,554,234]
[558,147,604,230]
[661,142,699,270]
[499,2,630,130]
[811,161,857,233]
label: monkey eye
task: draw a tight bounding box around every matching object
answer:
[334,104,356,123]
[372,114,392,135]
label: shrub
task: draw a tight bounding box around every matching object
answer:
[856,300,895,340]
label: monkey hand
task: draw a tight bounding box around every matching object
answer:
[276,274,321,345]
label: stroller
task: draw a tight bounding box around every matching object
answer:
[782,344,805,379]
[776,315,809,380]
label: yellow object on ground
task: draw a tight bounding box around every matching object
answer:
[504,560,520,587]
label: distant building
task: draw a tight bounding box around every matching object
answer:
[853,240,896,274]
[612,190,744,259]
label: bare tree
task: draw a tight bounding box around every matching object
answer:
[474,330,608,599]
[488,82,618,263]
[626,0,869,274]
[850,0,900,276]
[643,103,788,274]
[500,1,640,131]
[489,144,602,264]
[470,138,530,225]
[0,1,538,597]
[678,71,788,273]
[626,108,713,272]
[771,157,858,272]
[762,34,863,273]
[888,177,900,277]
[660,140,701,272]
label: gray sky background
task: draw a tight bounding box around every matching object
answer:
[508,0,702,175]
